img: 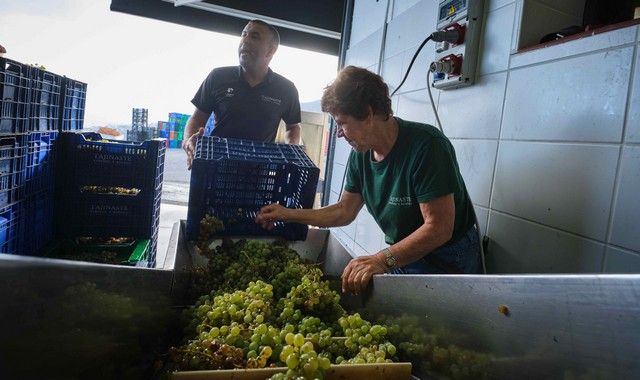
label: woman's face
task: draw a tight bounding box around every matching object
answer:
[332,112,372,152]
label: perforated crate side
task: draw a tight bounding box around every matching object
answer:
[0,58,30,135]
[0,135,26,208]
[57,132,163,189]
[0,201,21,254]
[24,132,57,196]
[20,190,54,256]
[27,67,62,132]
[186,136,320,241]
[59,77,86,131]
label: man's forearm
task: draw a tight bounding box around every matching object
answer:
[184,117,199,140]
[285,124,301,144]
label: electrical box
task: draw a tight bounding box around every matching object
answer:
[432,0,485,90]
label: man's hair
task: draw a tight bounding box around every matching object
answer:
[321,66,392,121]
[248,19,280,48]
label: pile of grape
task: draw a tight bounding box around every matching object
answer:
[190,226,309,299]
[166,215,494,379]
[163,216,403,379]
[381,314,492,379]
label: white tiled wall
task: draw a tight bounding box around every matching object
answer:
[609,146,640,252]
[627,45,640,143]
[326,0,640,272]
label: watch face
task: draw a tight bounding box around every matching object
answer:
[385,256,396,267]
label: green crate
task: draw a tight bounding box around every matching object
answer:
[42,238,150,265]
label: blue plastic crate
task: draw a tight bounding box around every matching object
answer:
[0,58,30,135]
[59,77,86,131]
[55,132,165,239]
[28,67,62,132]
[0,201,21,254]
[25,132,57,195]
[20,190,54,255]
[186,136,319,241]
[0,135,26,208]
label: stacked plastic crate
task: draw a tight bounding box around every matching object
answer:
[167,112,189,148]
[21,64,63,255]
[186,136,320,241]
[0,58,87,255]
[0,58,28,254]
[54,132,166,266]
[157,121,170,148]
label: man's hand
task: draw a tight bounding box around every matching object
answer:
[255,203,289,230]
[341,252,387,295]
[182,127,205,170]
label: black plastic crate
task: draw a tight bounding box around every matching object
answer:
[186,136,319,241]
[20,190,54,256]
[27,66,62,132]
[25,132,57,196]
[55,132,165,239]
[59,77,86,131]
[0,201,21,254]
[0,135,26,208]
[0,58,30,135]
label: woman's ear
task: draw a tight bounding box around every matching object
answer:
[366,106,374,123]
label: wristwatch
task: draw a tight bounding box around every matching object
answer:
[382,247,397,270]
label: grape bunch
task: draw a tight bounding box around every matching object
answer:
[167,339,244,371]
[267,333,331,380]
[246,323,283,368]
[340,343,396,364]
[191,234,307,299]
[197,281,274,328]
[277,269,345,327]
[271,261,315,300]
[338,313,389,349]
[197,214,225,246]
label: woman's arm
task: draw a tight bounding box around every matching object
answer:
[255,191,364,229]
[381,193,454,268]
[341,193,455,294]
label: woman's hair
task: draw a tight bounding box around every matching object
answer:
[321,66,392,121]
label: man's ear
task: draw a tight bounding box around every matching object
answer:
[267,44,278,59]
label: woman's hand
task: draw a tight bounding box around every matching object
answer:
[255,203,289,230]
[341,252,388,295]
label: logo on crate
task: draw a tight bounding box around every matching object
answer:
[225,88,234,97]
[94,153,134,164]
[261,95,281,105]
[89,204,130,216]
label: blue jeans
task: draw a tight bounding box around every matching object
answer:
[390,226,482,274]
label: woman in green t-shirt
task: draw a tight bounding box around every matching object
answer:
[256,66,482,295]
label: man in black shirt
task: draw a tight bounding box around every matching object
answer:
[183,19,302,168]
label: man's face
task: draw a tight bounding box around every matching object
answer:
[238,22,276,70]
[333,113,372,152]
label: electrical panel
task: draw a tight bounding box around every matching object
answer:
[432,0,485,90]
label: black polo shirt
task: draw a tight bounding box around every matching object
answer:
[191,66,301,142]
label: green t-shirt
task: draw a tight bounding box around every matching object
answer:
[344,117,474,245]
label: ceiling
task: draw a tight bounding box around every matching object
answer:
[110,0,345,55]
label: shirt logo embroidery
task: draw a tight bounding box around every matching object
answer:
[261,95,282,105]
[225,88,234,97]
[389,196,413,206]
